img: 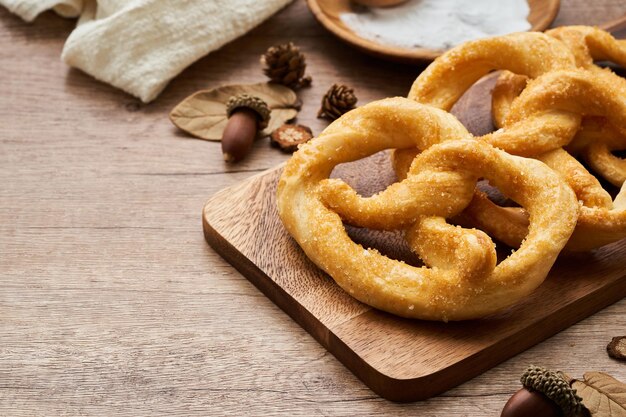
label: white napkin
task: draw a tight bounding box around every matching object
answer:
[1,0,293,102]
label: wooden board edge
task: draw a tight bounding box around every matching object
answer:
[203,201,450,401]
[413,272,626,402]
[332,268,626,402]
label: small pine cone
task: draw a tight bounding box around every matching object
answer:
[317,84,357,121]
[261,42,311,89]
[521,366,585,417]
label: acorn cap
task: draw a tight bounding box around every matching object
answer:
[521,366,585,417]
[226,94,271,129]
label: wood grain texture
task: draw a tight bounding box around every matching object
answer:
[1,0,626,415]
[307,0,560,63]
[202,156,626,401]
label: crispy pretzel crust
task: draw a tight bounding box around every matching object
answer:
[277,99,577,321]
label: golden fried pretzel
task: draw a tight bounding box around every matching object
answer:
[407,31,576,110]
[492,26,626,184]
[277,98,578,321]
[547,26,626,69]
[471,69,626,251]
[400,27,626,251]
[398,31,580,237]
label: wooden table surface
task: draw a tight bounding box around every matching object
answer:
[1,1,625,415]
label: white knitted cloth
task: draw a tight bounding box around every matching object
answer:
[1,0,293,102]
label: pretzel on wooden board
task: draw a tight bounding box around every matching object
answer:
[277,26,626,321]
[277,98,578,321]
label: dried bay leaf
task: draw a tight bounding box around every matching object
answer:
[170,82,300,141]
[266,108,298,134]
[572,372,626,417]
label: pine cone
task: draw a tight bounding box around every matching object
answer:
[261,42,312,89]
[318,84,358,120]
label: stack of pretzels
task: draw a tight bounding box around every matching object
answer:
[277,26,626,321]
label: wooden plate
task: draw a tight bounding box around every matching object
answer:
[306,0,561,63]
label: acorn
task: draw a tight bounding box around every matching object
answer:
[501,366,585,417]
[222,94,271,162]
[502,386,564,417]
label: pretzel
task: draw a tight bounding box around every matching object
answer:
[424,68,626,251]
[394,32,580,246]
[492,26,626,184]
[480,69,626,250]
[277,98,578,321]
[407,31,576,110]
[277,26,626,321]
[400,27,626,251]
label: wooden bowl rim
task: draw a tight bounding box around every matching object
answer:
[305,0,561,64]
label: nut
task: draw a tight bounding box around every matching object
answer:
[221,108,259,163]
[270,124,313,152]
[607,336,626,360]
[501,387,563,417]
[226,94,271,129]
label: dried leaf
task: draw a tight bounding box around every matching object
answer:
[169,82,300,141]
[572,372,626,417]
[265,108,298,134]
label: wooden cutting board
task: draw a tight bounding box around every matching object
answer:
[203,19,626,402]
[203,160,626,402]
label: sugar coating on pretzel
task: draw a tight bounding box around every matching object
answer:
[277,98,578,321]
[397,32,575,169]
[575,118,626,187]
[494,26,626,126]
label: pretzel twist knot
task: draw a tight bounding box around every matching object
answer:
[277,99,578,321]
